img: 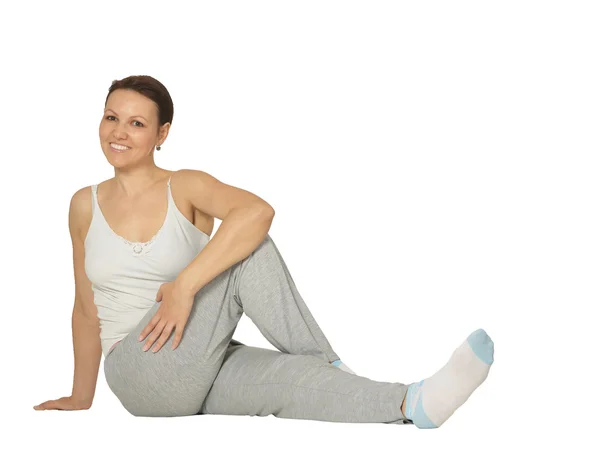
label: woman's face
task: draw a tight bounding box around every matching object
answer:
[99,89,169,167]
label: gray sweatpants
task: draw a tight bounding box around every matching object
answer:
[104,234,411,424]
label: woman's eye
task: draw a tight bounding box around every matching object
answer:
[105,116,143,127]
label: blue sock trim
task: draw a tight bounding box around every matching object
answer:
[467,328,494,365]
[403,383,415,420]
[413,391,438,429]
[404,380,438,429]
[404,380,423,420]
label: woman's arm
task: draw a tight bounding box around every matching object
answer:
[69,187,101,407]
[34,187,102,411]
[71,304,101,406]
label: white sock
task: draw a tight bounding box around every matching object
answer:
[403,328,494,429]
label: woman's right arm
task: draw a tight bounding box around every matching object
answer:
[33,187,101,411]
[69,188,102,407]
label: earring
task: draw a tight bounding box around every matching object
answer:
[156,145,161,151]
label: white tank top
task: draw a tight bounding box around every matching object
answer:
[84,174,210,357]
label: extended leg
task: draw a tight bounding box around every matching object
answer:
[199,340,411,425]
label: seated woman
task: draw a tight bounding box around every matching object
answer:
[33,75,494,429]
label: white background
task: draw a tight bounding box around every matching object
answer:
[3,0,598,454]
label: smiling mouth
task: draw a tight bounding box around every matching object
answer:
[110,143,131,152]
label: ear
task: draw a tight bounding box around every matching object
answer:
[159,122,171,142]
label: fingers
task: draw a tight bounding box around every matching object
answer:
[33,400,56,410]
[138,313,161,342]
[151,323,175,353]
[142,319,167,351]
[172,327,183,350]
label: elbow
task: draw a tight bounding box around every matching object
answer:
[263,206,275,218]
[262,204,275,218]
[255,204,275,218]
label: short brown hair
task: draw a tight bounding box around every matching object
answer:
[105,75,174,133]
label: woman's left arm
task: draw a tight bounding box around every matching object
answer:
[174,168,275,294]
[137,169,275,352]
[176,205,275,295]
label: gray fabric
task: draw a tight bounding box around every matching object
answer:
[104,234,411,424]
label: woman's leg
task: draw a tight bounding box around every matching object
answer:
[199,340,411,424]
[104,233,409,422]
[230,233,341,363]
[203,233,408,424]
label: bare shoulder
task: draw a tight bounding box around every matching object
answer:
[69,185,94,243]
[170,168,212,183]
[169,168,216,198]
[170,168,275,221]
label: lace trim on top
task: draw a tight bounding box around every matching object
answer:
[93,177,172,255]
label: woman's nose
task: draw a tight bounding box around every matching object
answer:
[112,128,128,140]
[110,122,130,137]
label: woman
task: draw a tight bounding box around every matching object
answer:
[33,75,494,428]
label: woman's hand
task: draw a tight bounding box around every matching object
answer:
[33,396,91,411]
[138,280,195,353]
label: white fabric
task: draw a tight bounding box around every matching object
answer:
[410,333,493,427]
[84,175,210,357]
